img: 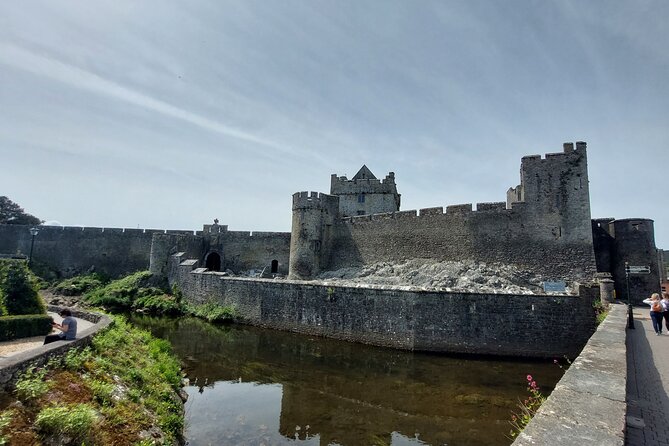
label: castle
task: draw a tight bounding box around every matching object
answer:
[0,141,660,306]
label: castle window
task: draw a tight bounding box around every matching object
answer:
[271,259,278,273]
[358,194,365,203]
[357,210,366,215]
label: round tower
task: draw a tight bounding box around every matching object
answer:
[288,192,338,280]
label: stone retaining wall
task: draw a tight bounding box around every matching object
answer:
[173,259,599,358]
[0,308,113,389]
[512,303,626,445]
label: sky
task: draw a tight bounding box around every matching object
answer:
[1,1,667,247]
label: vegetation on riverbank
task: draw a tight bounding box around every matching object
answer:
[0,316,184,445]
[53,271,238,322]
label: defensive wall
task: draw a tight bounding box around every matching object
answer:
[172,253,598,358]
[289,142,597,281]
[0,223,291,279]
[0,224,159,278]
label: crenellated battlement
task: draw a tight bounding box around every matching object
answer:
[520,141,586,164]
[292,191,340,211]
[16,225,198,236]
[330,172,398,195]
[339,200,518,224]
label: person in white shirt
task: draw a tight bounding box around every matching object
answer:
[642,293,664,335]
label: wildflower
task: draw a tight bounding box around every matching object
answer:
[526,374,532,381]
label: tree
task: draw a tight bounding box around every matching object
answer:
[0,196,42,225]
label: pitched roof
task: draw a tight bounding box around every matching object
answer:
[352,165,376,180]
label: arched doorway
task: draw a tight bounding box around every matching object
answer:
[205,252,221,272]
[271,259,279,274]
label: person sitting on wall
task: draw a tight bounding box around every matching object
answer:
[44,308,78,344]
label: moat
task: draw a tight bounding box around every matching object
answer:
[131,315,565,446]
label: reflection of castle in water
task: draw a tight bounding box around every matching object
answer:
[133,315,562,446]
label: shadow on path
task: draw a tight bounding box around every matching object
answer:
[625,307,669,446]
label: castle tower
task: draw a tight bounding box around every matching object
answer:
[330,166,400,217]
[288,192,339,280]
[507,141,592,245]
[609,219,660,304]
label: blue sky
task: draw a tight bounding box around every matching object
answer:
[1,1,667,247]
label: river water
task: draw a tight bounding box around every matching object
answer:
[130,315,565,446]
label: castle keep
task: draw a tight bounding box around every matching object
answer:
[288,142,596,281]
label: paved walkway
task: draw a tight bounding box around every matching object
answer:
[0,312,94,358]
[626,306,669,446]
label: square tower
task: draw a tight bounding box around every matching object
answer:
[330,166,401,217]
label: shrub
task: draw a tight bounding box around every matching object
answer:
[0,260,45,315]
[84,271,154,309]
[0,314,52,341]
[53,273,107,296]
[15,367,51,401]
[133,289,183,315]
[185,300,236,323]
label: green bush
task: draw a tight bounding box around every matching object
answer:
[0,260,46,315]
[35,403,97,440]
[185,300,236,323]
[85,271,154,309]
[0,314,52,341]
[134,292,183,315]
[53,273,107,296]
[15,367,51,401]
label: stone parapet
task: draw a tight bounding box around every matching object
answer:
[512,303,626,446]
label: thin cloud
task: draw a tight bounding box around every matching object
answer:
[0,42,299,160]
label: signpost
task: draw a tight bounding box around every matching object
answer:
[624,263,652,329]
[626,265,651,274]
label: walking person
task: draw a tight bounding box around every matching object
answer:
[44,308,78,344]
[642,293,664,335]
[662,292,669,333]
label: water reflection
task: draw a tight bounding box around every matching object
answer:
[130,315,564,446]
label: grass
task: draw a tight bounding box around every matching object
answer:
[0,315,185,445]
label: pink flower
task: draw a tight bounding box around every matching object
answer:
[527,374,532,381]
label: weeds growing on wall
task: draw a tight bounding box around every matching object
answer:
[593,299,609,325]
[508,374,546,439]
[0,315,184,445]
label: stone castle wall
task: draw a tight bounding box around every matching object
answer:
[326,202,595,280]
[0,224,160,278]
[0,223,291,279]
[173,255,598,357]
[290,142,597,281]
[592,218,661,304]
